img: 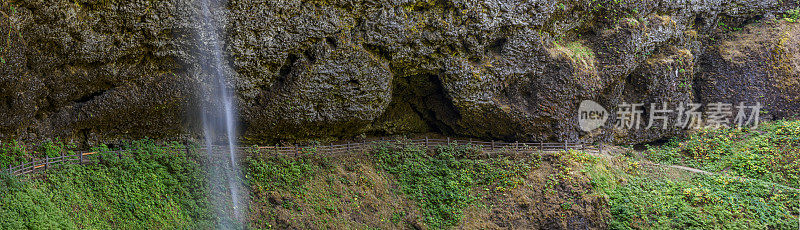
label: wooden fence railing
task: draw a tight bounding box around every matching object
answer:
[3,138,602,177]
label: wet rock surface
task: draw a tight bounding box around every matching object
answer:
[0,0,798,145]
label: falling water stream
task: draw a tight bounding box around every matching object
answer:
[196,0,244,228]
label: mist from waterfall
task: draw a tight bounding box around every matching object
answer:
[195,0,245,228]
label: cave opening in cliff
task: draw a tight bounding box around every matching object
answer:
[373,73,461,136]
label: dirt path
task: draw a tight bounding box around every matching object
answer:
[587,147,800,193]
[644,161,800,193]
[652,163,713,175]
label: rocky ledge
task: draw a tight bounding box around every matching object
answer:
[0,0,798,145]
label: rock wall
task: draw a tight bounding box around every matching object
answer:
[696,19,800,121]
[0,0,798,145]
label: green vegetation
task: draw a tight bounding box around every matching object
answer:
[246,143,535,229]
[248,153,323,195]
[645,120,800,188]
[372,143,533,228]
[0,140,212,229]
[0,140,80,170]
[599,170,798,229]
[565,150,799,229]
[247,147,432,229]
[0,140,29,170]
[555,41,596,65]
[591,120,800,229]
[785,7,800,23]
[3,124,798,230]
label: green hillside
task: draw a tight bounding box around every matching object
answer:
[1,121,798,229]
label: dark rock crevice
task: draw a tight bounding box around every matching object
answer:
[363,43,392,62]
[74,89,109,104]
[272,53,298,91]
[372,73,461,135]
[486,37,508,56]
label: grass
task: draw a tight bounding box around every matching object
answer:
[785,7,800,23]
[569,148,799,230]
[3,126,797,229]
[0,139,80,170]
[645,120,800,188]
[246,142,536,229]
[246,148,426,229]
[247,153,322,195]
[371,143,533,229]
[594,120,800,229]
[0,140,213,229]
[603,172,798,229]
[554,41,597,68]
[0,140,29,170]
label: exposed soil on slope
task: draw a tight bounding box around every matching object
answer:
[247,151,611,229]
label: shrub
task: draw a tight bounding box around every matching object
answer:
[0,140,28,170]
[606,174,798,230]
[0,139,212,229]
[785,7,800,22]
[371,143,531,229]
[645,120,800,188]
[247,155,321,194]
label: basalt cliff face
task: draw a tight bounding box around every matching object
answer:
[0,0,798,145]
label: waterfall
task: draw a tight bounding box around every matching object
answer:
[196,0,244,228]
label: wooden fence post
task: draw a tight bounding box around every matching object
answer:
[447,137,450,144]
[599,144,603,155]
[515,141,519,149]
[491,140,495,150]
[79,152,83,165]
[539,142,544,151]
[581,141,586,152]
[45,156,49,171]
[425,137,429,148]
[60,150,66,168]
[564,140,568,151]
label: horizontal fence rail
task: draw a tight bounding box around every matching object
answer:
[3,138,603,177]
